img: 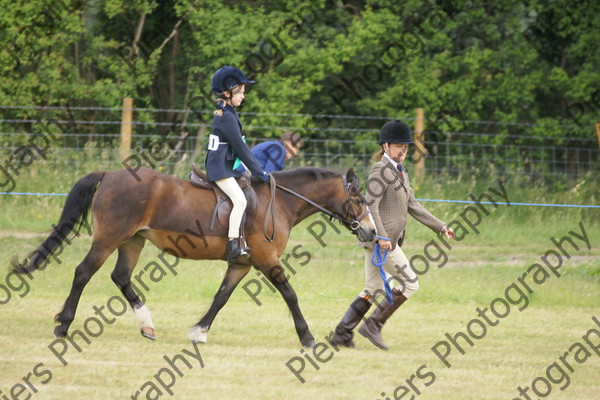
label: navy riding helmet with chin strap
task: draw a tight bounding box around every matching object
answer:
[211,66,256,96]
[378,120,414,145]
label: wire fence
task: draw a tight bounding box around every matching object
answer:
[0,105,597,185]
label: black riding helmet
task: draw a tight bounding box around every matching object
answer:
[211,66,256,96]
[378,120,413,144]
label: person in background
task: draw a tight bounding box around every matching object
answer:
[330,120,455,350]
[205,65,270,264]
[237,131,303,173]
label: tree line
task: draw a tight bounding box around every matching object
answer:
[0,0,598,147]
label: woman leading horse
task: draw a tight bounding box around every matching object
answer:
[13,166,375,348]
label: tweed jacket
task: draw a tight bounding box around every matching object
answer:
[364,156,446,250]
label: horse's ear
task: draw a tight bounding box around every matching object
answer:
[345,168,360,189]
[346,168,356,181]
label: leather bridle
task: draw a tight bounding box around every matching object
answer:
[263,174,371,242]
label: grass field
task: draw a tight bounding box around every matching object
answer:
[1,165,599,399]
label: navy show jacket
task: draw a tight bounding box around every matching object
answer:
[204,104,264,182]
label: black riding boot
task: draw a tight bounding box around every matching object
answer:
[330,296,372,348]
[358,289,407,350]
[226,238,250,264]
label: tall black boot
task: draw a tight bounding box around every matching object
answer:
[358,289,407,350]
[226,238,250,264]
[330,296,372,348]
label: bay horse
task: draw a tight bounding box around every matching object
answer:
[14,166,375,348]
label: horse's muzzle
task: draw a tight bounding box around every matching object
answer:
[354,210,376,242]
[356,225,376,242]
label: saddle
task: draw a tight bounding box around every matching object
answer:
[189,163,258,232]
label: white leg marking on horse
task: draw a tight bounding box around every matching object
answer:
[189,326,208,344]
[134,304,155,329]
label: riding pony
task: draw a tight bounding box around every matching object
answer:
[14,166,375,347]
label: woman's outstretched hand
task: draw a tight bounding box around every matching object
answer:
[441,225,455,239]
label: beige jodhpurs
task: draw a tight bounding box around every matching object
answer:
[215,177,247,238]
[359,245,419,301]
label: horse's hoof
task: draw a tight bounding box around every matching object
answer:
[302,339,316,348]
[140,327,156,340]
[53,326,67,338]
[189,326,208,344]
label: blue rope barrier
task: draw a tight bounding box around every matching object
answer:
[0,192,68,196]
[372,236,394,305]
[417,199,600,208]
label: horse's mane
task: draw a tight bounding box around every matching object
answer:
[271,167,340,182]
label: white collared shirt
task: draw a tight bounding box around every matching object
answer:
[383,152,403,173]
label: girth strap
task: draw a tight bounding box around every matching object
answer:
[263,174,277,242]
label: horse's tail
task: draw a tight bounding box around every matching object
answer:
[12,171,107,274]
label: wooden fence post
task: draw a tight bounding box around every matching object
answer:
[413,107,425,183]
[120,97,133,160]
[595,122,600,149]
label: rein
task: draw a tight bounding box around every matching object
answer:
[262,174,370,242]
